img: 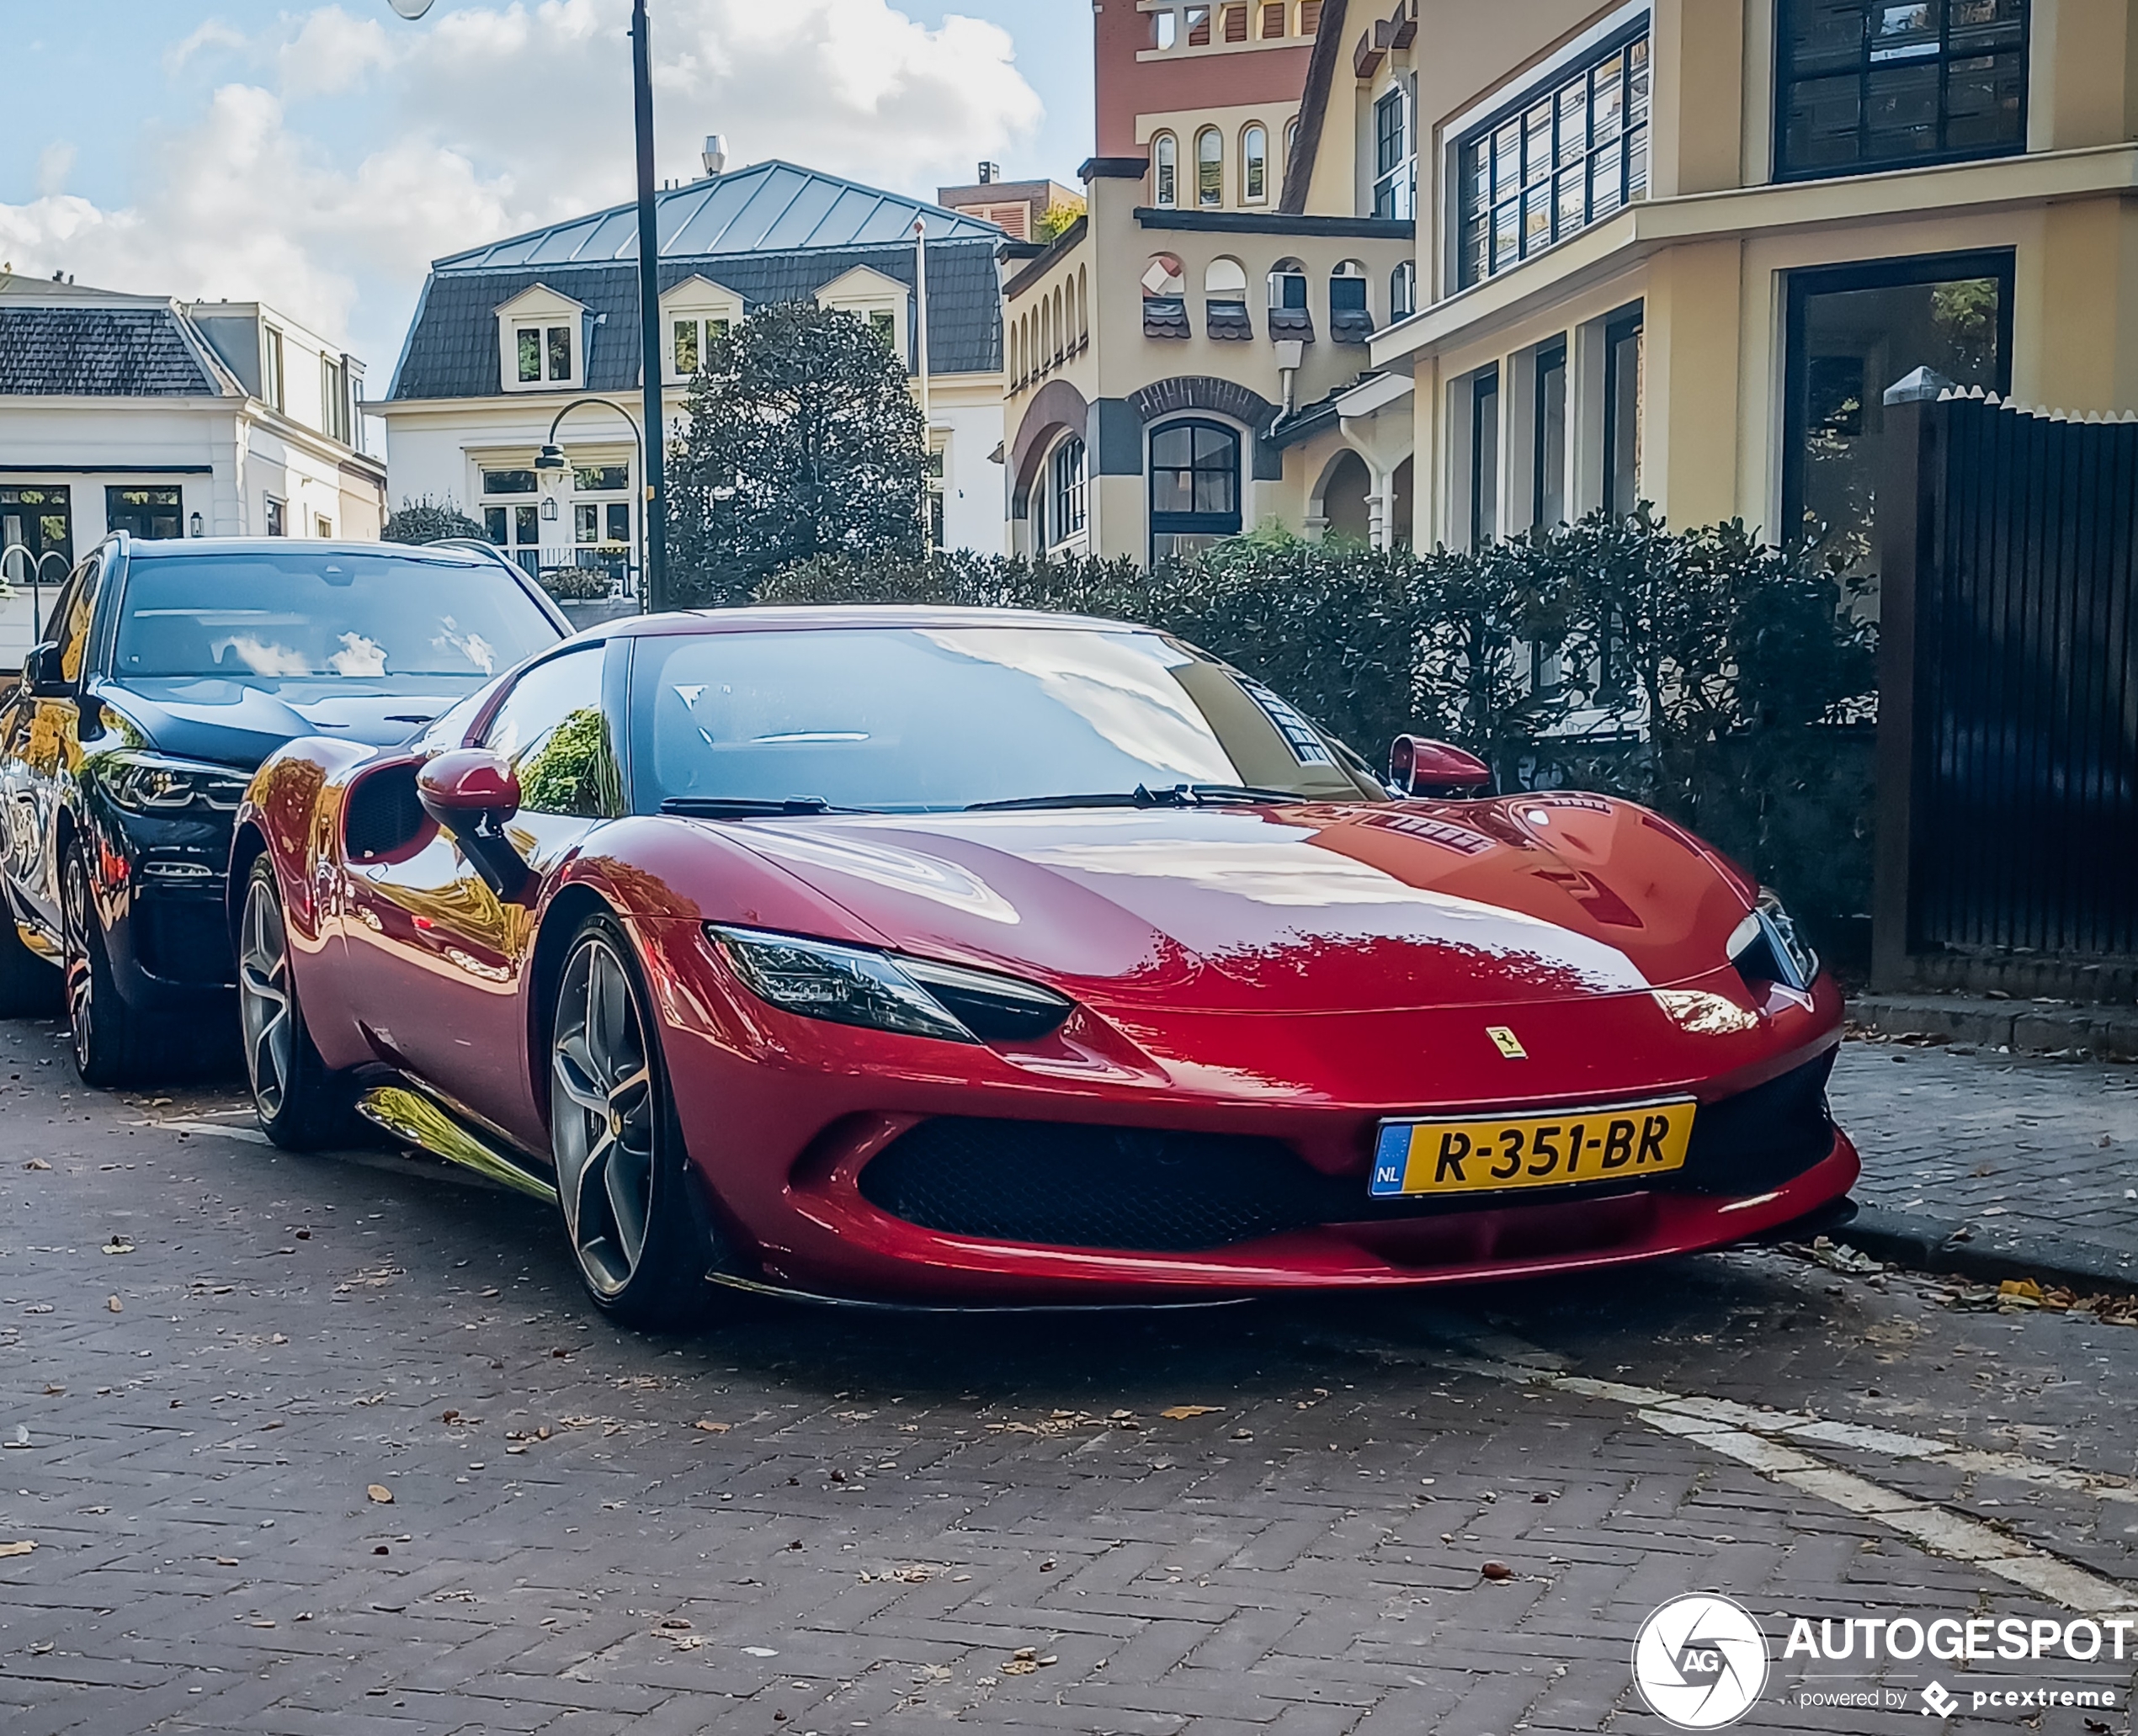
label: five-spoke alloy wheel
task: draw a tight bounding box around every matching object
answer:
[238,857,353,1149]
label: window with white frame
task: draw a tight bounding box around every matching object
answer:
[1242,124,1269,204]
[513,323,576,385]
[1456,20,1650,289]
[1391,259,1417,320]
[1047,436,1088,550]
[1196,127,1223,207]
[263,327,285,413]
[480,465,542,575]
[1373,80,1414,219]
[1153,133,1178,207]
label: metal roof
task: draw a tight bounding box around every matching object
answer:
[431,160,1003,273]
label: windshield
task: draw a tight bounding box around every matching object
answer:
[631,624,1381,814]
[111,552,561,682]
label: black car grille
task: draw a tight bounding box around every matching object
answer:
[858,1052,1840,1254]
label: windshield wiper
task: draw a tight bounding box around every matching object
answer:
[966,783,1311,813]
[660,795,844,818]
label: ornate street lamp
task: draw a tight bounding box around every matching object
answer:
[381,0,670,613]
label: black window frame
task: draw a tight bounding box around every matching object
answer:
[1603,305,1646,518]
[1454,15,1651,290]
[1532,339,1568,529]
[1148,418,1242,549]
[1469,366,1500,548]
[105,486,183,543]
[1779,247,2015,549]
[1773,0,2029,184]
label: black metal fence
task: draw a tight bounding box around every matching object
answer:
[1875,390,2138,1000]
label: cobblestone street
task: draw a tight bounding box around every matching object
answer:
[3,1020,2137,1735]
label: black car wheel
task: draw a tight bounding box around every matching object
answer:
[0,895,60,1017]
[238,858,354,1151]
[61,841,168,1086]
[549,913,720,1330]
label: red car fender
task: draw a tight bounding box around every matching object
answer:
[231,739,375,945]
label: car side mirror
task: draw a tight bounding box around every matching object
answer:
[22,643,69,700]
[1390,735,1494,799]
[417,750,531,900]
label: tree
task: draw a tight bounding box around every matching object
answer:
[667,301,926,607]
[382,496,487,544]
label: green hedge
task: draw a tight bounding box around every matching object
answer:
[758,512,1879,965]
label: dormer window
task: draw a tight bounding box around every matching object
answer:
[815,265,912,368]
[495,284,589,394]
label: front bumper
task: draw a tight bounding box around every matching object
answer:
[81,798,237,1007]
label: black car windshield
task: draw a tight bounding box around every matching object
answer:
[111,552,560,681]
[631,624,1380,814]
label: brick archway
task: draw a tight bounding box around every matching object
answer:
[1129,375,1279,434]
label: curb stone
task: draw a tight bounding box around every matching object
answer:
[1848,993,2138,1062]
[1837,1203,2138,1294]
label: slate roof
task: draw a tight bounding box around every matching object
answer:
[391,242,1004,401]
[432,160,1003,270]
[0,305,222,396]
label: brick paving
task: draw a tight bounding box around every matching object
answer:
[1834,1039,2138,1261]
[2,1018,2137,1733]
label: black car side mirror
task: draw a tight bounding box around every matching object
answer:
[21,643,70,700]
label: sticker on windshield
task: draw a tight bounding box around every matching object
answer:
[1236,678,1333,765]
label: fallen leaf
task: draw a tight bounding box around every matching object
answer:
[0,1540,34,1558]
[1001,1659,1038,1675]
[367,1484,394,1505]
[270,1334,287,1345]
[742,1645,779,1658]
[106,1296,122,1314]
[101,1240,134,1256]
[1481,1561,1513,1581]
[693,1420,731,1434]
[215,1557,239,1567]
[659,1617,693,1630]
[1999,1277,2045,1300]
[1159,1405,1221,1420]
[23,1160,49,1171]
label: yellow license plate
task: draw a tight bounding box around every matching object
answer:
[1369,1100,1697,1198]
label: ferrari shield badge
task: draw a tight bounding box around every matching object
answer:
[1486,1026,1528,1059]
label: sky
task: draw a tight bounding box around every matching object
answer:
[0,1,1092,387]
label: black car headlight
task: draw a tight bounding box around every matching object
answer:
[102,751,250,816]
[708,925,1073,1044]
[1728,888,1819,992]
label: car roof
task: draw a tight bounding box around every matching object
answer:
[124,538,502,566]
[609,604,1157,638]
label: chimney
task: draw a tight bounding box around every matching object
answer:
[977,162,999,184]
[701,135,729,178]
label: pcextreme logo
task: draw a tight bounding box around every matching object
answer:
[1632,1595,1771,1729]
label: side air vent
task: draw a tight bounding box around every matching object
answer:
[345,765,429,863]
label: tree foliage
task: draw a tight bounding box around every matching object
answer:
[666,302,926,607]
[382,496,487,545]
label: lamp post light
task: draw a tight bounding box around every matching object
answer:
[382,0,670,614]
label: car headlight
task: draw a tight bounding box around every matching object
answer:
[1727,888,1819,992]
[707,925,1073,1044]
[101,751,250,815]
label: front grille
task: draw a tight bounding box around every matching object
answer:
[860,1121,1343,1252]
[859,1052,1841,1255]
[134,895,233,985]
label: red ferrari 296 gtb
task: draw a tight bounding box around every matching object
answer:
[231,608,1857,1327]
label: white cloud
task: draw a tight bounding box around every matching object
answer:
[35,144,76,199]
[0,0,1041,374]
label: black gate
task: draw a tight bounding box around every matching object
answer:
[1875,389,2138,999]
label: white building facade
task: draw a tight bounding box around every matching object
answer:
[377,160,1010,587]
[0,279,385,666]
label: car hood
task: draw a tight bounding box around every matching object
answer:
[96,677,482,770]
[707,798,1753,1014]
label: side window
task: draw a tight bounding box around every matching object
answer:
[56,558,101,684]
[480,646,615,819]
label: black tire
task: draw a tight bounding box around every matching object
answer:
[237,857,356,1151]
[62,841,169,1087]
[0,892,61,1017]
[547,912,721,1331]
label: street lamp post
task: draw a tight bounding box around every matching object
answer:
[534,396,648,598]
[385,0,669,614]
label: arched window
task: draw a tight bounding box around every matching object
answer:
[1196,127,1224,208]
[1205,257,1251,339]
[1330,258,1371,342]
[1391,259,1417,321]
[1077,264,1088,343]
[1149,418,1241,561]
[1242,124,1268,204]
[1152,134,1178,208]
[1268,258,1307,311]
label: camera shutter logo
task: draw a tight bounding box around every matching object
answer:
[1632,1594,1768,1729]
